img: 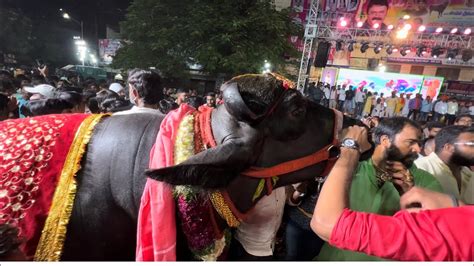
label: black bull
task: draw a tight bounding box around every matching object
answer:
[10,94,370,260]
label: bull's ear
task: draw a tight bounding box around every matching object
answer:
[146,164,240,189]
[222,82,263,123]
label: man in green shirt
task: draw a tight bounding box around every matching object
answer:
[317,117,443,261]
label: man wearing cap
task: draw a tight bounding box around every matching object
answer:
[24,84,58,99]
[114,73,124,82]
[109,83,126,97]
[57,77,72,89]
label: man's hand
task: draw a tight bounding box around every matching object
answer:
[7,96,17,112]
[38,65,49,78]
[288,182,308,205]
[344,125,372,153]
[386,161,414,194]
[400,187,461,212]
[361,117,375,129]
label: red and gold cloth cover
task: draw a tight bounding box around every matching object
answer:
[0,114,102,260]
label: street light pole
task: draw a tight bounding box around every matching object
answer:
[61,9,84,40]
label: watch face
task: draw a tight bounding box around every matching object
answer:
[344,139,355,146]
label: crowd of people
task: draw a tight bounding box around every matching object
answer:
[305,81,474,124]
[0,66,219,121]
[0,65,473,261]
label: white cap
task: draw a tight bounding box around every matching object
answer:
[114,73,124,81]
[109,82,125,93]
[24,84,57,98]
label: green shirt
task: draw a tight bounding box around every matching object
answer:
[316,159,443,261]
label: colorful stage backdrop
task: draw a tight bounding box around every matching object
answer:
[335,68,443,100]
[420,76,444,101]
[322,0,473,28]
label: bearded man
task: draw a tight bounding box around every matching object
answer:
[317,117,443,261]
[361,0,389,30]
[415,126,474,205]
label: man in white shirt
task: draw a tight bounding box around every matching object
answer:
[337,86,346,112]
[433,99,448,122]
[415,126,474,204]
[323,86,331,108]
[469,103,474,116]
[447,99,459,125]
[354,89,365,118]
[114,69,164,116]
[329,86,338,109]
[231,187,286,260]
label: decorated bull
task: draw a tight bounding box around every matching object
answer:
[0,73,368,261]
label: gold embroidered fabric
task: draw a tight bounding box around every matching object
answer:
[34,114,108,261]
[0,117,65,231]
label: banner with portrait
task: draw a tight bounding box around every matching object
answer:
[289,0,311,51]
[98,39,123,65]
[322,0,474,29]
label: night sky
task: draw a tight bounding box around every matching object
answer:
[1,0,132,66]
[2,0,131,40]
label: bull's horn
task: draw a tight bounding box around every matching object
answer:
[221,82,261,122]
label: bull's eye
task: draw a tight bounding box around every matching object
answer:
[291,107,305,117]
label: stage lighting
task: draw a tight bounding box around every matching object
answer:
[396,29,408,39]
[386,45,394,55]
[461,49,473,62]
[347,41,355,52]
[447,48,459,60]
[403,14,410,20]
[400,46,410,56]
[387,24,394,30]
[374,43,382,54]
[403,24,412,31]
[435,27,443,33]
[418,25,426,32]
[373,23,380,29]
[340,19,348,27]
[464,28,472,35]
[431,46,443,58]
[360,42,369,53]
[356,21,363,28]
[450,28,458,34]
[336,40,344,51]
[416,45,426,57]
[392,48,399,53]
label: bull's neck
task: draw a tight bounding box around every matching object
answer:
[226,104,336,213]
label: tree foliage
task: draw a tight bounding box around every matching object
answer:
[113,0,302,78]
[0,8,33,62]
